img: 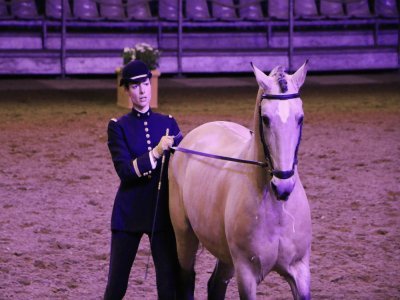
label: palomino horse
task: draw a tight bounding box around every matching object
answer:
[168,62,312,300]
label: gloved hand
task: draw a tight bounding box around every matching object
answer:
[153,135,174,158]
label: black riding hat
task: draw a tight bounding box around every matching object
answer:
[119,60,152,86]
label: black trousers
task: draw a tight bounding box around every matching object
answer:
[104,230,179,300]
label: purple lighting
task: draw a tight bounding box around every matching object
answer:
[0,0,398,76]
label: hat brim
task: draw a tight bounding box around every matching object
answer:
[119,72,152,86]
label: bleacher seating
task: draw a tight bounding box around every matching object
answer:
[46,0,73,19]
[11,0,40,19]
[186,0,212,21]
[0,0,11,19]
[99,0,125,20]
[212,0,239,20]
[0,0,398,75]
[127,0,155,20]
[295,0,322,19]
[239,0,264,20]
[73,0,102,20]
[376,0,399,18]
[0,1,397,25]
[320,0,348,19]
[0,0,397,23]
[346,0,372,18]
[159,0,178,20]
[268,0,289,19]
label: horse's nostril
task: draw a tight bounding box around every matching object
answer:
[279,192,290,201]
[271,181,290,201]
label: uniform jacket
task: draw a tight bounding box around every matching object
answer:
[107,109,183,233]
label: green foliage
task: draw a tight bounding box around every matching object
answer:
[122,43,160,70]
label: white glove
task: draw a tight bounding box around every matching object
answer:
[153,135,174,158]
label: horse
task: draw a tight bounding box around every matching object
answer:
[168,61,312,300]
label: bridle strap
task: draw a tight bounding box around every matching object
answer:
[259,92,302,179]
[171,146,268,168]
[258,105,274,171]
[170,92,303,174]
[272,169,295,180]
[261,93,300,100]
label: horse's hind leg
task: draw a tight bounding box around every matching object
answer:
[207,260,234,300]
[175,227,198,300]
[170,220,198,300]
[169,169,198,299]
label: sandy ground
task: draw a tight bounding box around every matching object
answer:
[0,72,399,299]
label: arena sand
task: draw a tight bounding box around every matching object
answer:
[0,73,399,299]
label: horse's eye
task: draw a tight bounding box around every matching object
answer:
[262,116,270,127]
[298,116,304,126]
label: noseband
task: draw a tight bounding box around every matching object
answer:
[259,93,303,180]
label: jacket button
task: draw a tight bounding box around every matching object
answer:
[146,134,150,138]
[145,128,149,132]
[144,121,148,126]
[147,140,151,145]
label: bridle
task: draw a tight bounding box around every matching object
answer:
[171,92,303,176]
[259,93,303,180]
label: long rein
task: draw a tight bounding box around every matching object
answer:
[171,145,268,168]
[171,92,301,174]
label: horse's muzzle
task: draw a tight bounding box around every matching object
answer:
[271,176,296,201]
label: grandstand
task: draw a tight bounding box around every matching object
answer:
[0,0,398,75]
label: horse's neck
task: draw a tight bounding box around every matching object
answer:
[242,89,270,189]
[249,89,267,165]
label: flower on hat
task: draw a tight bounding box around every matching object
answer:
[122,43,160,70]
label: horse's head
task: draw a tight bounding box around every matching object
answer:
[251,61,308,201]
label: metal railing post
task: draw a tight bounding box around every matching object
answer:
[177,0,183,76]
[288,0,294,72]
[42,20,47,50]
[61,0,67,78]
[398,18,400,69]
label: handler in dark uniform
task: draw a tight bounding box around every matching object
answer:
[104,60,183,300]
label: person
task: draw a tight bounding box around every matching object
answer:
[104,60,183,300]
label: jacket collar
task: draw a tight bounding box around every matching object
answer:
[132,108,152,119]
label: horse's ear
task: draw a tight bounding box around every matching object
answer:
[292,60,308,89]
[251,62,273,91]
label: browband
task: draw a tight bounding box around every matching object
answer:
[261,93,300,100]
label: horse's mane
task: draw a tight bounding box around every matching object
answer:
[269,65,288,93]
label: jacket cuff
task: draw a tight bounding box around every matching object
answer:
[132,151,157,177]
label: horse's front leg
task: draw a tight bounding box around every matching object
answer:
[235,262,258,300]
[280,252,311,300]
[207,260,234,300]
